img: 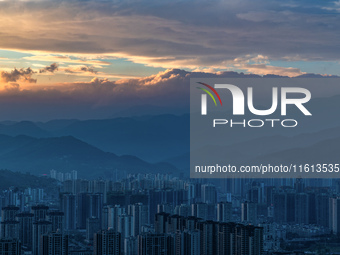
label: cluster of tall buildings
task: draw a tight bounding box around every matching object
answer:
[0,187,45,211]
[90,213,263,255]
[50,170,78,182]
[0,203,262,255]
[151,212,263,255]
[0,204,66,255]
[1,173,340,254]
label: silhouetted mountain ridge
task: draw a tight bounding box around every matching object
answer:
[53,114,190,162]
[0,121,50,138]
[0,135,177,177]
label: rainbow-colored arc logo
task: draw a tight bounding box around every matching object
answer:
[196,82,223,106]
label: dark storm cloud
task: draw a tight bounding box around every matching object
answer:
[0,67,36,83]
[39,63,59,73]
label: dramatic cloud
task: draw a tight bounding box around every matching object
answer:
[39,63,58,73]
[0,67,36,83]
[0,0,338,119]
[0,68,338,121]
[0,0,339,71]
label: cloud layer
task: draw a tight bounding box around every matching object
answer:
[0,67,337,121]
[0,0,339,71]
[0,1,339,120]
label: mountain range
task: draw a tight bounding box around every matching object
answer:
[0,93,338,177]
[0,134,176,178]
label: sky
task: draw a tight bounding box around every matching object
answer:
[0,0,340,121]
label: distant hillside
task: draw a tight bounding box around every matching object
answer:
[0,121,50,137]
[250,136,340,165]
[51,114,190,162]
[0,93,339,167]
[0,135,177,178]
[0,169,57,190]
[0,115,189,163]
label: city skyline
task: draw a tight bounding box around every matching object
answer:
[0,0,339,254]
[0,171,339,254]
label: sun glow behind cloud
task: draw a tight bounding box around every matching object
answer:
[0,0,339,120]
